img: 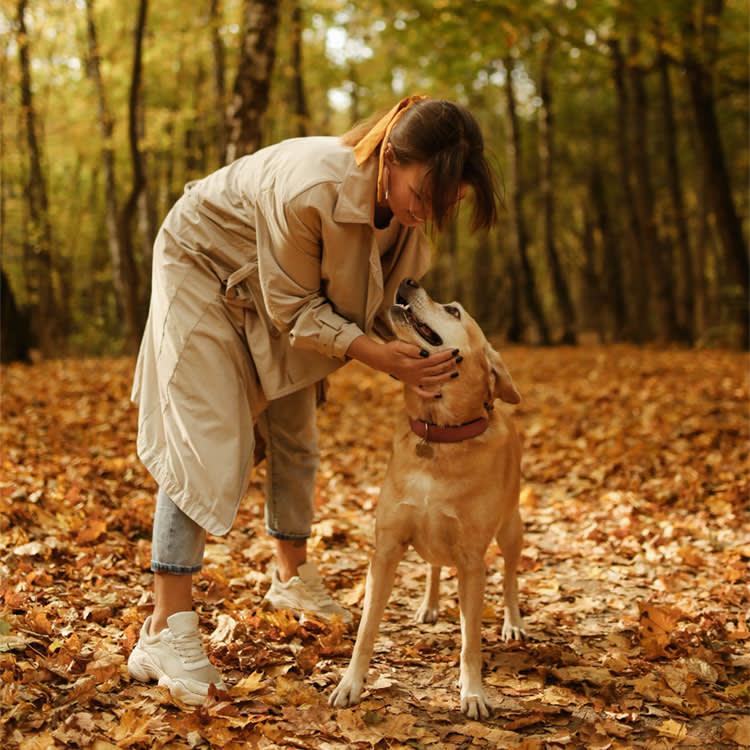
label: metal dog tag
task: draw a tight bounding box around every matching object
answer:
[415,439,434,459]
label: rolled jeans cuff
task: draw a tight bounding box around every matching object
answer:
[265,527,310,542]
[150,561,203,575]
[150,487,206,574]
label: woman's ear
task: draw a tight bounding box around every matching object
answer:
[383,142,397,164]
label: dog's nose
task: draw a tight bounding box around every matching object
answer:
[404,278,420,289]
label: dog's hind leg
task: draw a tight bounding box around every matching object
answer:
[456,561,490,719]
[415,565,441,623]
[495,507,526,641]
[329,542,405,708]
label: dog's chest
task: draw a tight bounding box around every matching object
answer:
[393,471,480,564]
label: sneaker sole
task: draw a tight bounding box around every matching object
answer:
[127,647,216,706]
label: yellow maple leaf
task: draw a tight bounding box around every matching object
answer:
[657,719,687,739]
[229,671,266,697]
[637,602,683,659]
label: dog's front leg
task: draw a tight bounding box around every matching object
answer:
[415,564,441,623]
[329,543,404,708]
[457,562,490,720]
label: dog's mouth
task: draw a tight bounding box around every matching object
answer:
[394,292,444,347]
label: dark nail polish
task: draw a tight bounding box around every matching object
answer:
[434,393,442,399]
[452,349,460,356]
[451,372,459,379]
[419,349,429,357]
[456,356,464,364]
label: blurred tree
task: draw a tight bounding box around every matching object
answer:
[1,267,32,363]
[608,36,650,342]
[538,36,576,344]
[289,0,310,136]
[627,33,681,343]
[681,0,748,345]
[0,0,746,353]
[15,0,62,355]
[656,19,694,343]
[84,0,144,354]
[210,0,228,168]
[225,0,281,161]
[505,54,550,345]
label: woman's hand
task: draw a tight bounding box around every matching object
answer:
[346,336,460,399]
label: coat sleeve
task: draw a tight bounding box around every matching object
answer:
[254,185,364,360]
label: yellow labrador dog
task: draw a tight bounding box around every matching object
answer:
[330,279,525,720]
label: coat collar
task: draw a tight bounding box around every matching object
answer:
[332,153,380,226]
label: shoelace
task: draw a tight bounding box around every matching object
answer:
[171,631,211,668]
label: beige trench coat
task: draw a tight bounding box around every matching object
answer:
[132,136,432,534]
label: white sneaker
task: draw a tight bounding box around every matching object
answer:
[127,611,226,705]
[263,562,352,624]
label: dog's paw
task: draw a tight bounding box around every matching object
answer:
[415,602,439,624]
[501,610,527,642]
[460,686,491,720]
[329,674,364,708]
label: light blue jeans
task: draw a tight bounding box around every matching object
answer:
[151,385,320,575]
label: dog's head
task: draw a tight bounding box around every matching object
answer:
[389,279,520,419]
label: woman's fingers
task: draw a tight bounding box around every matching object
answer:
[386,342,461,391]
[418,349,460,380]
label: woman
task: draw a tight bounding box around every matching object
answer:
[127,96,500,704]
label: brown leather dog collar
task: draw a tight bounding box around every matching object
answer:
[408,415,490,443]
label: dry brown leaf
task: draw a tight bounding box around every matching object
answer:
[1,350,746,748]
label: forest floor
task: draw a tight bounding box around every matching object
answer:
[1,345,748,750]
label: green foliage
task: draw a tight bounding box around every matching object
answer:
[1,0,747,353]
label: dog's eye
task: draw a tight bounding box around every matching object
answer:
[444,305,461,319]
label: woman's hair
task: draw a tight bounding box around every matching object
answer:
[342,99,500,232]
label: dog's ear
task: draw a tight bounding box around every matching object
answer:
[486,346,521,404]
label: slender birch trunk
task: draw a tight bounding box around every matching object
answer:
[225,0,280,162]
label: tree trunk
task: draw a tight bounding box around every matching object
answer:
[136,65,156,301]
[692,136,712,338]
[16,0,58,355]
[504,56,550,345]
[0,33,7,273]
[290,0,309,137]
[471,232,494,330]
[656,30,694,343]
[118,0,149,349]
[502,227,524,343]
[609,37,650,342]
[538,39,576,344]
[225,0,281,162]
[85,0,142,354]
[210,0,228,168]
[627,34,680,343]
[1,268,32,363]
[589,164,628,339]
[683,0,748,345]
[580,206,605,343]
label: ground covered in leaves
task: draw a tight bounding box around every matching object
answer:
[1,345,748,749]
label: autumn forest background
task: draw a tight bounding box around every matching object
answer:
[1,0,749,357]
[1,1,749,749]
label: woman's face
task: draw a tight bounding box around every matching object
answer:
[384,148,467,228]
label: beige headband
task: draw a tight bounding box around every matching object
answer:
[352,94,429,203]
